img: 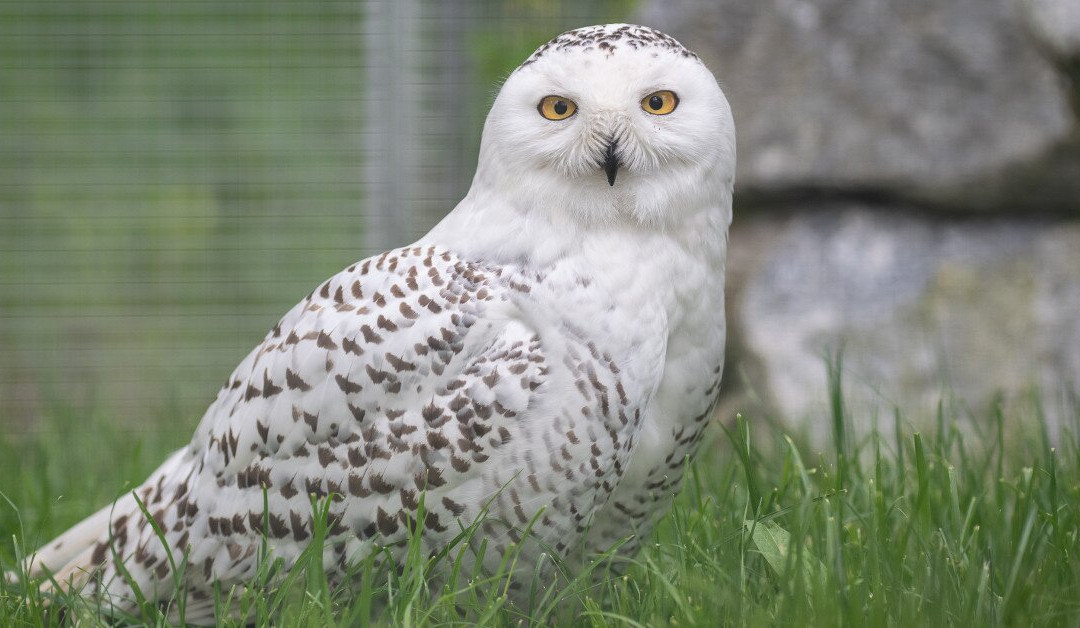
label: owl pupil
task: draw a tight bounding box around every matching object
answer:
[649,95,663,110]
[554,100,567,115]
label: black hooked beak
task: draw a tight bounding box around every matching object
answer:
[602,139,620,187]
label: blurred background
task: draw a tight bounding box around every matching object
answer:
[0,0,631,439]
[1,0,1078,445]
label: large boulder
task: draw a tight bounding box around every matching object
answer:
[1022,0,1080,58]
[639,0,1078,213]
[726,207,1080,436]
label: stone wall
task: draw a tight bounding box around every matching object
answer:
[640,0,1080,438]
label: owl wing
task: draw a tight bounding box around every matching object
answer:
[31,244,648,614]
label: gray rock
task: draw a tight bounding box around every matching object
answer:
[638,0,1077,212]
[728,208,1080,437]
[1021,0,1080,57]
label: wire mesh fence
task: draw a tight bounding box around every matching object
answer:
[0,0,634,430]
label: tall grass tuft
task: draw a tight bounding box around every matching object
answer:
[2,374,1079,625]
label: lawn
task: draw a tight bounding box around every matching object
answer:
[2,366,1078,626]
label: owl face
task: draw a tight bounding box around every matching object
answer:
[475,25,735,226]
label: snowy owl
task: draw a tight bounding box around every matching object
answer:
[24,23,735,618]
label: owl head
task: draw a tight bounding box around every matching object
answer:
[470,24,735,228]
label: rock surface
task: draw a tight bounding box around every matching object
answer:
[1022,0,1080,57]
[639,0,1078,212]
[727,208,1080,435]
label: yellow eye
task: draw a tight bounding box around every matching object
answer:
[538,95,577,121]
[641,90,678,115]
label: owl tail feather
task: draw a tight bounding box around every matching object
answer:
[1,498,122,591]
[19,448,199,621]
[26,492,141,593]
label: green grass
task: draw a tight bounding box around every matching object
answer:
[2,372,1079,626]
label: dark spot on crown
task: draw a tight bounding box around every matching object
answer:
[518,24,697,67]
